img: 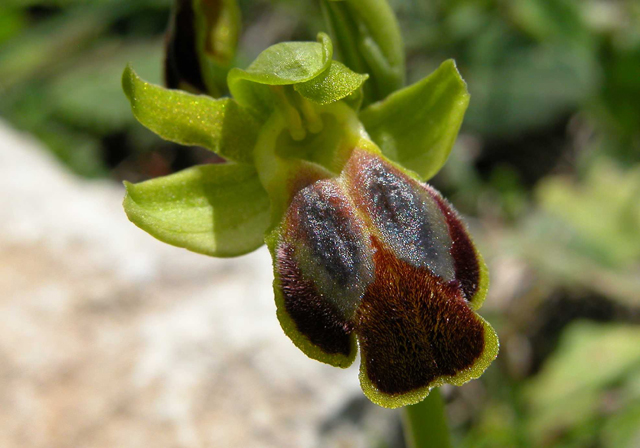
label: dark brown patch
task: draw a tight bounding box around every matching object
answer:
[164,0,207,92]
[356,238,485,396]
[426,186,481,301]
[277,243,354,357]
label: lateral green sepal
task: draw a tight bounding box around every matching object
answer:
[295,61,369,105]
[227,33,333,116]
[122,64,260,165]
[123,163,270,257]
[359,59,470,180]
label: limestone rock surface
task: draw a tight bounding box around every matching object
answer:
[0,122,398,448]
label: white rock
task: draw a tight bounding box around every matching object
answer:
[0,121,396,448]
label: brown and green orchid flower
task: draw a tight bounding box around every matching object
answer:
[121,1,498,409]
[271,146,497,407]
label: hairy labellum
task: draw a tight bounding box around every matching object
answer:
[283,180,374,320]
[270,148,497,408]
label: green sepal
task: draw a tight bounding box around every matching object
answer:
[295,60,369,105]
[227,33,333,116]
[359,60,470,181]
[123,163,270,257]
[122,65,260,165]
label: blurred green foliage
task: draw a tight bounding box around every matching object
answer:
[1,0,639,446]
[0,0,170,177]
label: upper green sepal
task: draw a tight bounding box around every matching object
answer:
[359,60,470,180]
[227,33,333,116]
[122,65,260,165]
[123,163,270,257]
[295,60,369,105]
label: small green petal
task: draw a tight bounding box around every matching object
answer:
[123,163,270,257]
[122,65,260,164]
[227,33,333,116]
[240,32,331,84]
[359,59,470,180]
[295,60,369,105]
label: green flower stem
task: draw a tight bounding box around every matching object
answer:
[402,389,452,448]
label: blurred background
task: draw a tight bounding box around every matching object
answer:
[1,0,639,447]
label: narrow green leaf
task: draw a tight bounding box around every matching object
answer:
[227,33,333,115]
[295,61,368,105]
[123,163,271,257]
[359,60,470,180]
[122,65,260,164]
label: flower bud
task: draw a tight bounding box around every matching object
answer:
[165,0,240,96]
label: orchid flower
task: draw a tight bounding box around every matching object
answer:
[122,0,498,409]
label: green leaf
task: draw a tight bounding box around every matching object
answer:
[123,163,271,257]
[359,60,469,180]
[524,321,640,446]
[122,65,260,164]
[51,41,163,135]
[295,61,368,105]
[509,0,590,43]
[227,33,333,116]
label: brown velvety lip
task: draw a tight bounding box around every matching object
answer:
[356,237,486,396]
